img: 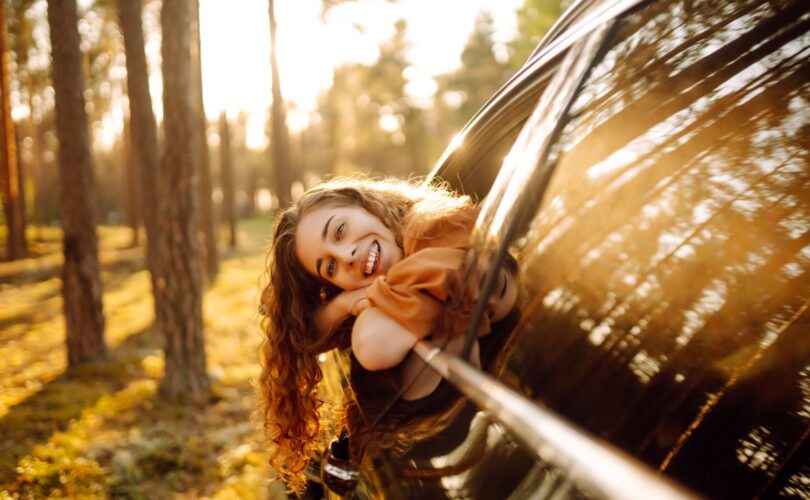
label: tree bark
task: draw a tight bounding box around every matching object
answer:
[46,0,106,366]
[117,0,166,333]
[122,117,140,247]
[25,68,43,240]
[191,0,218,276]
[218,112,236,248]
[0,1,26,260]
[268,0,292,208]
[158,0,210,402]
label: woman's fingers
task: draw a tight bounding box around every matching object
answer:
[351,297,370,316]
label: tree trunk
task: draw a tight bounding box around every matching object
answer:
[267,0,292,208]
[117,0,165,334]
[191,0,218,276]
[218,112,236,248]
[158,0,209,402]
[46,0,106,366]
[246,169,257,216]
[122,117,140,247]
[0,1,26,260]
[25,68,44,240]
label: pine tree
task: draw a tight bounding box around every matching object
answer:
[46,0,107,366]
[158,0,210,402]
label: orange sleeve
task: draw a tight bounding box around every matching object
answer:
[366,245,491,339]
[366,247,465,338]
[404,206,480,255]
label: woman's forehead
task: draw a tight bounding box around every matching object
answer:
[301,202,366,222]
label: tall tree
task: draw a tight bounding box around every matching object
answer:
[158,0,210,402]
[218,112,236,249]
[122,117,140,246]
[15,15,42,235]
[191,0,218,276]
[0,0,26,260]
[268,0,292,208]
[9,0,50,233]
[117,0,169,363]
[46,0,107,365]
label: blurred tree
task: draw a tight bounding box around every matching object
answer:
[83,2,131,223]
[191,0,218,276]
[116,0,165,333]
[508,0,565,70]
[364,19,415,176]
[268,0,292,208]
[318,64,355,174]
[434,11,511,138]
[158,0,210,402]
[7,0,40,234]
[218,112,236,249]
[229,110,255,217]
[0,0,27,260]
[317,19,430,177]
[9,0,56,228]
[121,117,139,246]
[46,0,107,365]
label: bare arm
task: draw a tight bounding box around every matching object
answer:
[351,304,483,400]
[351,267,515,374]
[351,307,420,372]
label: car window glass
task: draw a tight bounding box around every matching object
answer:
[510,0,809,497]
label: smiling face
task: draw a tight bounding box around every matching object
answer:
[295,203,404,291]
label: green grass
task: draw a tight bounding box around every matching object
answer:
[0,218,289,499]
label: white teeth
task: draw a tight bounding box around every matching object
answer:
[365,242,379,275]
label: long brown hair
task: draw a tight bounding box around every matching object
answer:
[258,177,470,493]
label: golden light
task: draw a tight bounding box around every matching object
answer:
[198,0,522,149]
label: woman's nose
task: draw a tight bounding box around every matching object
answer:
[340,245,358,269]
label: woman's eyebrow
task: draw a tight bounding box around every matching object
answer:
[322,215,335,241]
[315,215,335,279]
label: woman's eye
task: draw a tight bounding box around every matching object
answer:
[327,259,336,277]
[336,222,345,240]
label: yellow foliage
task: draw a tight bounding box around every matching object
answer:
[141,355,165,379]
[0,219,280,498]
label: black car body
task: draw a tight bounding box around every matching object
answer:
[320,0,810,497]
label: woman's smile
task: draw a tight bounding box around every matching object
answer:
[364,241,380,275]
[295,204,403,291]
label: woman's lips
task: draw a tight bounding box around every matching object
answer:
[364,241,380,276]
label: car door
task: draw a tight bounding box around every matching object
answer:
[462,0,810,497]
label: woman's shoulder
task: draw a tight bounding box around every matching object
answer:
[403,205,480,255]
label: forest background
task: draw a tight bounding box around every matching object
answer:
[0,0,563,497]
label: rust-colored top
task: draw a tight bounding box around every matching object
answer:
[366,206,489,338]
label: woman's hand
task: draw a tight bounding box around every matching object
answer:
[344,288,370,316]
[316,286,371,337]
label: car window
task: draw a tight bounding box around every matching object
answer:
[508,0,809,497]
[430,62,555,199]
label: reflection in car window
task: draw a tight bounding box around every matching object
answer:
[511,0,809,497]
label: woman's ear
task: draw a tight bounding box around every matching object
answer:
[320,283,342,303]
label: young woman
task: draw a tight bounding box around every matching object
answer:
[258,177,518,492]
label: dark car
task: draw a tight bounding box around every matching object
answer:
[316,0,810,497]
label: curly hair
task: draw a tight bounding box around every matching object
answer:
[258,177,470,493]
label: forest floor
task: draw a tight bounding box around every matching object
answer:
[0,219,289,499]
